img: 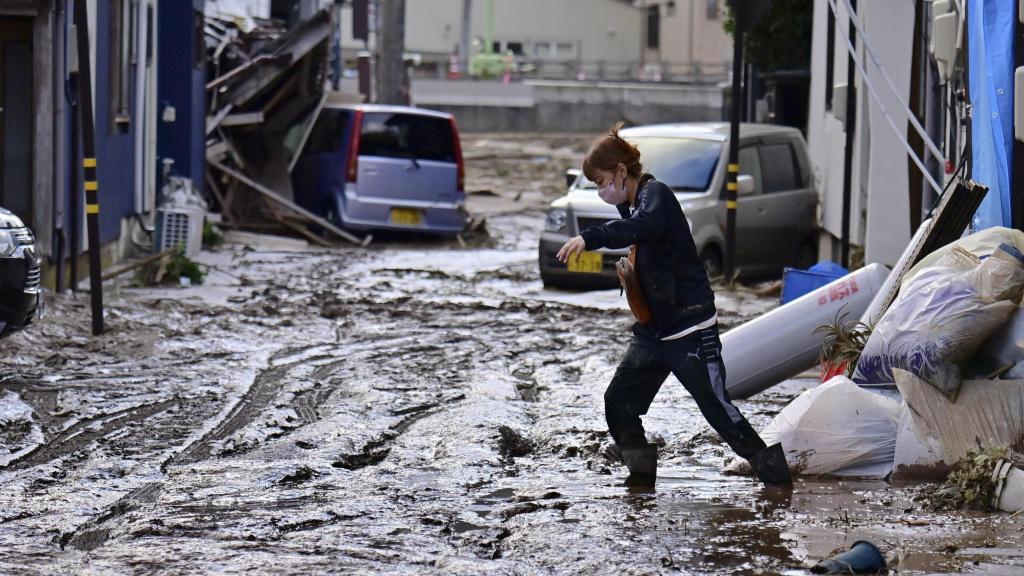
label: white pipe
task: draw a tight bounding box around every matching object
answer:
[133,0,147,214]
[723,263,890,399]
[825,0,944,197]
[840,0,945,163]
[991,460,1024,513]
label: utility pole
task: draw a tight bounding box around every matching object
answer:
[72,0,105,335]
[459,0,472,75]
[724,5,743,283]
[376,0,409,104]
[724,0,765,282]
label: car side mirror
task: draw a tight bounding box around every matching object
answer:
[565,168,582,190]
[737,174,755,196]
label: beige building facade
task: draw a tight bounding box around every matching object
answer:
[641,0,732,76]
[340,0,643,67]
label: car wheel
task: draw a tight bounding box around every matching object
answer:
[539,267,559,289]
[701,247,723,281]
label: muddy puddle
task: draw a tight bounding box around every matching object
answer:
[1,138,1023,574]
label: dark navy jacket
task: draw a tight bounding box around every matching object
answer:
[579,174,716,338]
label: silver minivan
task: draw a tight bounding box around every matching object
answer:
[292,104,467,235]
[538,122,818,288]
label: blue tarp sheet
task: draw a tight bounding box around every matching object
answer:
[968,0,1015,230]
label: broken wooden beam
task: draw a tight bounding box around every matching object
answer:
[101,247,178,282]
[209,159,372,247]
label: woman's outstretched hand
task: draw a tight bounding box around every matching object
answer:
[557,236,587,263]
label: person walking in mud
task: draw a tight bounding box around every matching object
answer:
[556,123,791,488]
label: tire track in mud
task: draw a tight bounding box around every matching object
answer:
[60,333,470,551]
[5,399,180,471]
[60,352,308,551]
[169,362,295,466]
[52,255,613,555]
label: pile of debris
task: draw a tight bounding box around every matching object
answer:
[203,7,369,246]
[731,181,1024,513]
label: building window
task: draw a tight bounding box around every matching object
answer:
[555,42,575,59]
[506,41,524,56]
[707,0,720,20]
[646,5,660,50]
[534,42,552,57]
[110,0,134,131]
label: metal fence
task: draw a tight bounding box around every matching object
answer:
[411,58,730,85]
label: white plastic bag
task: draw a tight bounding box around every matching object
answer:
[853,244,1024,398]
[901,226,1024,287]
[734,377,901,477]
[967,307,1024,379]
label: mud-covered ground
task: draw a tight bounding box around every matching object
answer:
[1,135,1023,574]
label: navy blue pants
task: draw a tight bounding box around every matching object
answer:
[604,325,767,459]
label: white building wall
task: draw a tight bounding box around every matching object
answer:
[808,0,915,267]
[862,1,914,266]
[808,0,862,248]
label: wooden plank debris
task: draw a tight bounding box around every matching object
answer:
[209,159,372,247]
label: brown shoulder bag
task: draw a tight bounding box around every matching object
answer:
[615,245,654,325]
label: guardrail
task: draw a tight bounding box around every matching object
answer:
[412,58,731,85]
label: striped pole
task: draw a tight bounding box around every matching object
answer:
[73,0,104,335]
[724,16,743,283]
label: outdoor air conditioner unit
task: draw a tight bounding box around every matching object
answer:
[931,0,958,82]
[155,175,206,258]
[156,206,204,259]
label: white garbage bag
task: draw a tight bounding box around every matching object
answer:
[727,377,901,478]
[853,243,1024,399]
[967,307,1024,380]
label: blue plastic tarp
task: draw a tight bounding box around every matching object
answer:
[968,0,1015,230]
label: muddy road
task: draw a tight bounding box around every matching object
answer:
[1,135,1023,574]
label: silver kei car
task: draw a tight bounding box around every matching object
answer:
[538,122,819,288]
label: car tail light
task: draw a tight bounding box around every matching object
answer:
[346,110,364,183]
[449,116,465,191]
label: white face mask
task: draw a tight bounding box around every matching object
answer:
[597,170,627,205]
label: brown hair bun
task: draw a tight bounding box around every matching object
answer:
[582,121,643,181]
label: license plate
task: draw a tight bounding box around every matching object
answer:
[567,251,603,273]
[390,208,423,226]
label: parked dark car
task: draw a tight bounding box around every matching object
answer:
[0,206,40,339]
[539,122,818,288]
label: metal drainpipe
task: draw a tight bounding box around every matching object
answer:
[840,0,857,269]
[54,0,68,292]
[133,0,147,217]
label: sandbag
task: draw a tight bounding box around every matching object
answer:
[901,226,1024,287]
[728,377,901,478]
[853,243,1024,399]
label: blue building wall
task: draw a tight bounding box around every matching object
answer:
[92,0,137,245]
[59,0,139,247]
[157,0,205,197]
